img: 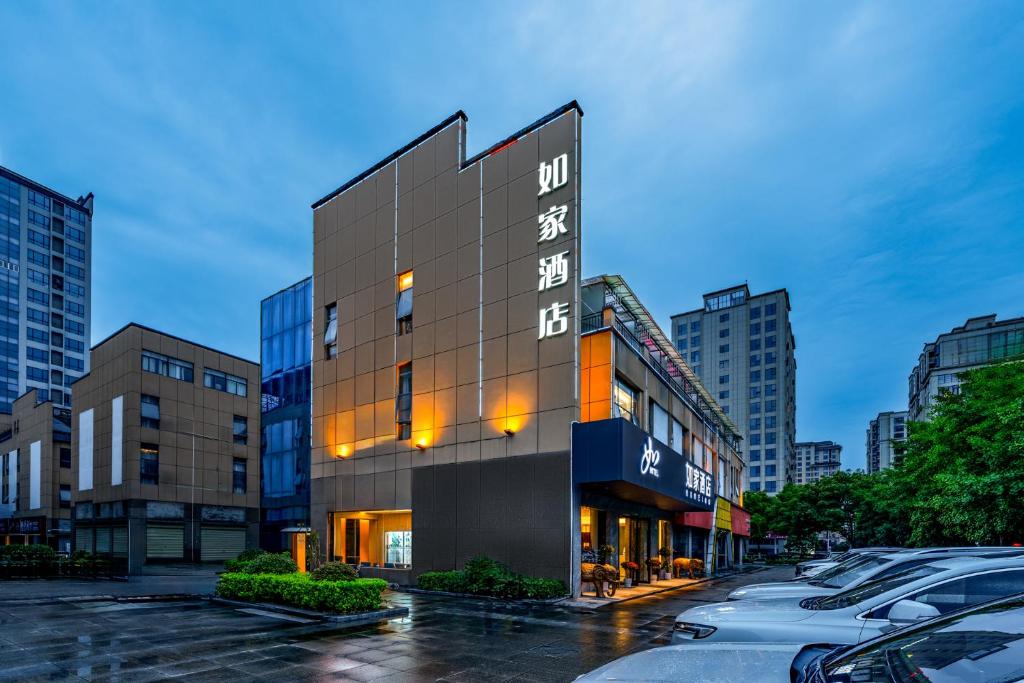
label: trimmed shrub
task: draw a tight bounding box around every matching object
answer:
[242,552,297,575]
[416,555,567,600]
[216,572,387,613]
[310,561,359,582]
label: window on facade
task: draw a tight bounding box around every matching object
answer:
[766,431,777,444]
[750,338,761,351]
[766,448,777,461]
[750,370,761,383]
[766,335,777,348]
[719,374,729,384]
[719,359,729,369]
[719,328,730,338]
[233,416,248,445]
[396,362,412,440]
[677,338,687,351]
[765,319,777,332]
[27,288,48,306]
[204,368,247,396]
[60,447,71,468]
[765,416,777,429]
[750,433,761,445]
[140,445,159,485]
[765,481,777,492]
[142,350,194,382]
[750,401,761,414]
[750,322,761,336]
[765,383,777,396]
[719,344,729,353]
[749,449,760,461]
[766,464,777,477]
[385,530,413,567]
[718,390,729,399]
[765,367,777,380]
[690,351,700,363]
[324,303,338,358]
[691,335,700,347]
[719,312,729,322]
[750,354,761,368]
[765,399,776,412]
[750,386,761,399]
[765,303,777,316]
[690,321,700,332]
[750,481,761,491]
[765,351,777,364]
[141,394,160,429]
[750,417,761,430]
[671,418,685,456]
[396,270,413,335]
[649,401,669,444]
[233,458,247,494]
[722,405,729,414]
[59,484,71,508]
[750,466,760,478]
[613,378,638,425]
[750,307,761,319]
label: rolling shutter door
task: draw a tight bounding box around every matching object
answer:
[95,527,111,554]
[112,527,128,557]
[146,524,184,559]
[200,527,246,561]
[75,527,93,553]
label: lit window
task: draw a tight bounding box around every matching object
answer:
[140,445,159,485]
[324,303,338,358]
[397,270,413,335]
[385,530,412,567]
[613,378,638,425]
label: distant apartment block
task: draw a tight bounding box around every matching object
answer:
[795,440,842,484]
[908,315,1024,422]
[866,410,907,473]
[671,285,797,494]
[0,390,72,550]
[71,324,259,574]
[0,166,93,412]
[259,277,312,552]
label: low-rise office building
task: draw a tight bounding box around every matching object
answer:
[866,410,906,473]
[259,278,312,552]
[0,390,73,550]
[71,324,259,573]
[908,314,1024,422]
[794,440,842,484]
[308,102,747,594]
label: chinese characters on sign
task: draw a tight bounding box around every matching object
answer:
[685,461,714,507]
[536,152,572,341]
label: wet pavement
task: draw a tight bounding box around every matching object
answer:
[0,565,792,682]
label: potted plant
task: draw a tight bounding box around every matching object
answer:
[646,557,662,582]
[658,546,672,580]
[623,561,639,587]
[597,545,616,594]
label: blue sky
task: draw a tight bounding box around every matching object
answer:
[1,1,1022,470]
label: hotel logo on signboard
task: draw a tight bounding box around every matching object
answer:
[640,437,661,478]
[536,152,572,341]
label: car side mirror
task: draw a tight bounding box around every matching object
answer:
[888,599,941,624]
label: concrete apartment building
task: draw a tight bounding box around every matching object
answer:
[0,166,93,413]
[0,390,73,550]
[794,440,842,484]
[309,102,748,593]
[259,277,312,552]
[908,314,1024,422]
[866,410,907,473]
[71,324,259,573]
[671,285,797,494]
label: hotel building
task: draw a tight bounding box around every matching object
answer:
[794,440,842,484]
[309,102,747,593]
[71,324,259,573]
[0,390,73,550]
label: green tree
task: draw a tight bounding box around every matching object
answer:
[899,359,1024,545]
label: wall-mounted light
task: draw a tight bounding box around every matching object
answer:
[503,428,515,437]
[335,444,351,459]
[415,439,428,451]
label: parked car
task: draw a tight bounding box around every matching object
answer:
[795,547,902,577]
[672,556,1024,647]
[731,547,1024,601]
[576,593,1024,682]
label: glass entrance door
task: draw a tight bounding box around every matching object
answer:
[618,517,650,583]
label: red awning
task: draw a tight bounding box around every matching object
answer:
[731,505,751,537]
[681,511,714,530]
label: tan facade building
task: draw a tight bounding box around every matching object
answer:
[71,324,259,573]
[0,390,73,550]
[310,102,746,593]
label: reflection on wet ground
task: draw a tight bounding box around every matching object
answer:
[0,566,790,682]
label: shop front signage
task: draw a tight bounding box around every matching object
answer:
[572,418,715,512]
[640,437,660,478]
[684,461,713,508]
[0,516,45,535]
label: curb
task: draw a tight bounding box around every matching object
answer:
[395,587,567,606]
[560,565,766,608]
[209,596,409,624]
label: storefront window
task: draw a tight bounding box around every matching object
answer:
[581,506,593,550]
[329,510,412,569]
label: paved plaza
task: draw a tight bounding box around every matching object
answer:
[0,566,790,682]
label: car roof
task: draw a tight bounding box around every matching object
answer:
[881,549,1024,562]
[924,555,1024,572]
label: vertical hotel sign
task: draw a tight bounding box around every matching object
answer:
[537,153,571,339]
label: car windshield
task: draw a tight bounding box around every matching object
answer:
[809,565,942,610]
[811,556,889,589]
[823,598,1024,683]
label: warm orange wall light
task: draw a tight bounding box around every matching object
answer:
[398,271,414,291]
[335,444,352,459]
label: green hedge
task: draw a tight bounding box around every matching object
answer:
[417,555,566,600]
[216,572,387,613]
[224,551,296,574]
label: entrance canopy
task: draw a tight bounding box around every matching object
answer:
[573,419,714,512]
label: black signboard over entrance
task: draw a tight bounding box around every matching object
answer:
[0,516,46,535]
[572,418,715,512]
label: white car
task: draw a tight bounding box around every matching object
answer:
[730,548,1024,601]
[796,548,900,578]
[577,592,1024,682]
[673,556,1024,647]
